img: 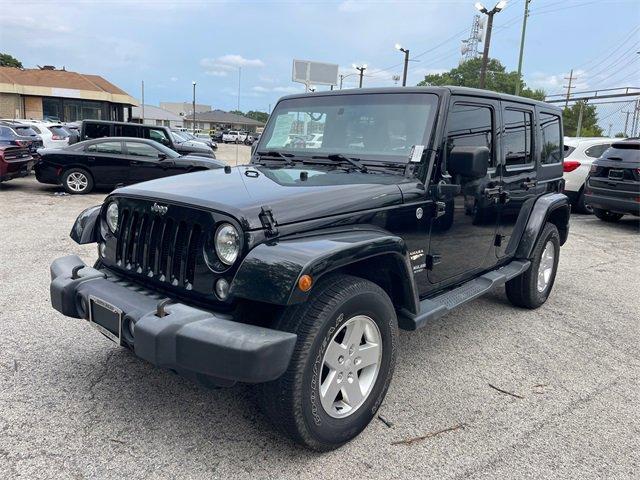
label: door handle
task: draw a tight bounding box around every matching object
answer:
[521,179,537,190]
[87,156,96,162]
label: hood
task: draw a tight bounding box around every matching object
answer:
[179,155,225,168]
[114,164,405,230]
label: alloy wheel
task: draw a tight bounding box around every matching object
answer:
[537,241,555,292]
[66,172,88,193]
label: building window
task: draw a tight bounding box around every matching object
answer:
[43,98,62,121]
[156,120,162,126]
[163,120,170,127]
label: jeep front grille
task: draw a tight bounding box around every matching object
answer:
[115,207,203,290]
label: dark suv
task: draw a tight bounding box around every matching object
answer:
[81,120,215,158]
[0,121,44,156]
[49,87,569,450]
[584,139,640,221]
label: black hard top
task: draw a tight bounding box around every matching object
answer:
[279,86,561,112]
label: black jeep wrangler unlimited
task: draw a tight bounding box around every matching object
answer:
[50,87,569,450]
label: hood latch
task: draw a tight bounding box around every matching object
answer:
[259,206,279,237]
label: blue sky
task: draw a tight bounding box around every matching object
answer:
[1,0,639,113]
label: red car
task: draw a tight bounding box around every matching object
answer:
[0,145,34,182]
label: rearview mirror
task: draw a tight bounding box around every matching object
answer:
[447,146,489,178]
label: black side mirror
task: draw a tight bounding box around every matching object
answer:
[447,146,489,178]
[158,153,168,161]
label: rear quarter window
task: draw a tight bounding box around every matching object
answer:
[540,113,562,165]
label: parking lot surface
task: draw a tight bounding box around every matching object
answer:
[1,166,638,479]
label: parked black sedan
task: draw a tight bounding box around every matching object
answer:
[35,137,226,194]
[584,139,640,221]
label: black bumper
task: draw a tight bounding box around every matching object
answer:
[584,193,640,216]
[50,255,297,384]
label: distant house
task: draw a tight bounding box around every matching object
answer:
[182,109,265,133]
[131,104,183,129]
[0,66,136,122]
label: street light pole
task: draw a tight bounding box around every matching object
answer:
[515,0,531,96]
[475,1,507,89]
[353,64,367,88]
[192,81,196,133]
[395,44,410,86]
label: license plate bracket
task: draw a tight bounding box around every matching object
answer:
[608,169,624,181]
[88,296,123,344]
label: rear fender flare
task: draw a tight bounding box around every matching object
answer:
[515,193,570,259]
[230,230,419,313]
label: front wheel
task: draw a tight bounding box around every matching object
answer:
[259,274,398,451]
[593,208,623,222]
[506,222,560,309]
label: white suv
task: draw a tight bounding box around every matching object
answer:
[9,120,70,149]
[563,137,615,213]
[222,131,247,143]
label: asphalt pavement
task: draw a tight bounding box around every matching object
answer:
[1,165,638,479]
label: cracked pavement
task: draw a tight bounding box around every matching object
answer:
[1,163,639,479]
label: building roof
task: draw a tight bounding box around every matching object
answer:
[193,109,265,126]
[0,67,137,106]
[131,104,181,121]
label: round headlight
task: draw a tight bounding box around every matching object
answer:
[106,202,119,233]
[215,223,240,265]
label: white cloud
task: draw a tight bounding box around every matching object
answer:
[338,0,367,13]
[170,76,178,82]
[251,85,304,94]
[252,86,270,92]
[200,54,264,77]
[205,70,229,77]
[217,54,265,68]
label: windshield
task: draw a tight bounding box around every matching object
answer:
[14,126,39,137]
[171,131,187,142]
[258,93,438,163]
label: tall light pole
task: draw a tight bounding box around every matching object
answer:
[192,81,196,132]
[395,44,410,86]
[515,0,531,96]
[475,1,507,89]
[353,64,367,88]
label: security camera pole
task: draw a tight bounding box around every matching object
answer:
[475,1,507,89]
[353,64,367,88]
[395,44,410,87]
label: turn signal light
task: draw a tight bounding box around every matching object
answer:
[563,160,581,173]
[298,274,313,292]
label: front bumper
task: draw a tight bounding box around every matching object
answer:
[584,193,640,216]
[50,255,297,384]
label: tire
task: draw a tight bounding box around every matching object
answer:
[259,274,398,451]
[62,168,94,194]
[593,208,623,222]
[576,189,593,214]
[506,222,560,309]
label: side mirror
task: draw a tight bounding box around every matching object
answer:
[447,146,489,178]
[158,153,168,161]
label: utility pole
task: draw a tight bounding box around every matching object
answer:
[576,101,585,137]
[564,69,575,109]
[237,67,242,112]
[354,65,367,88]
[515,0,531,96]
[476,2,506,89]
[395,44,410,86]
[192,81,196,133]
[141,80,145,123]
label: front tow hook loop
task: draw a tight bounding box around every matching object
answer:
[156,299,171,318]
[71,265,84,279]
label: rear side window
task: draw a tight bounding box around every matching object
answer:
[146,128,170,146]
[86,141,122,154]
[445,102,494,168]
[84,123,110,139]
[0,126,15,137]
[540,113,562,165]
[503,108,533,167]
[585,143,610,159]
[115,124,141,137]
[564,145,576,157]
[14,126,38,136]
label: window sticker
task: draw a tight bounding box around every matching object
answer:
[266,114,296,148]
[409,144,425,162]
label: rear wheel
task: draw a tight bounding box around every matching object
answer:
[259,274,398,451]
[593,208,623,222]
[576,189,593,214]
[506,222,560,309]
[62,168,94,194]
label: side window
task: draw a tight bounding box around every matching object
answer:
[540,113,562,165]
[125,142,160,158]
[503,108,533,167]
[147,128,170,146]
[84,123,110,139]
[584,143,610,159]
[89,141,122,154]
[445,102,494,170]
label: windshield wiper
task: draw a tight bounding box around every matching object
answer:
[311,154,368,173]
[256,150,295,165]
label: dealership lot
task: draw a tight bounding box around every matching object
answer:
[1,159,638,479]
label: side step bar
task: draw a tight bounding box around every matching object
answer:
[398,260,531,331]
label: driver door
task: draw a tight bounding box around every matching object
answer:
[124,141,175,184]
[427,97,501,287]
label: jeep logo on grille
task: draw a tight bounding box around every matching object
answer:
[151,203,168,215]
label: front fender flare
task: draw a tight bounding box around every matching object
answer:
[70,205,101,244]
[230,229,418,311]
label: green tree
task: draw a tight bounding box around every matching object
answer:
[244,110,269,123]
[0,53,22,68]
[562,101,603,137]
[417,57,545,100]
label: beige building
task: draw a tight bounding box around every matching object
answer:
[0,66,137,122]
